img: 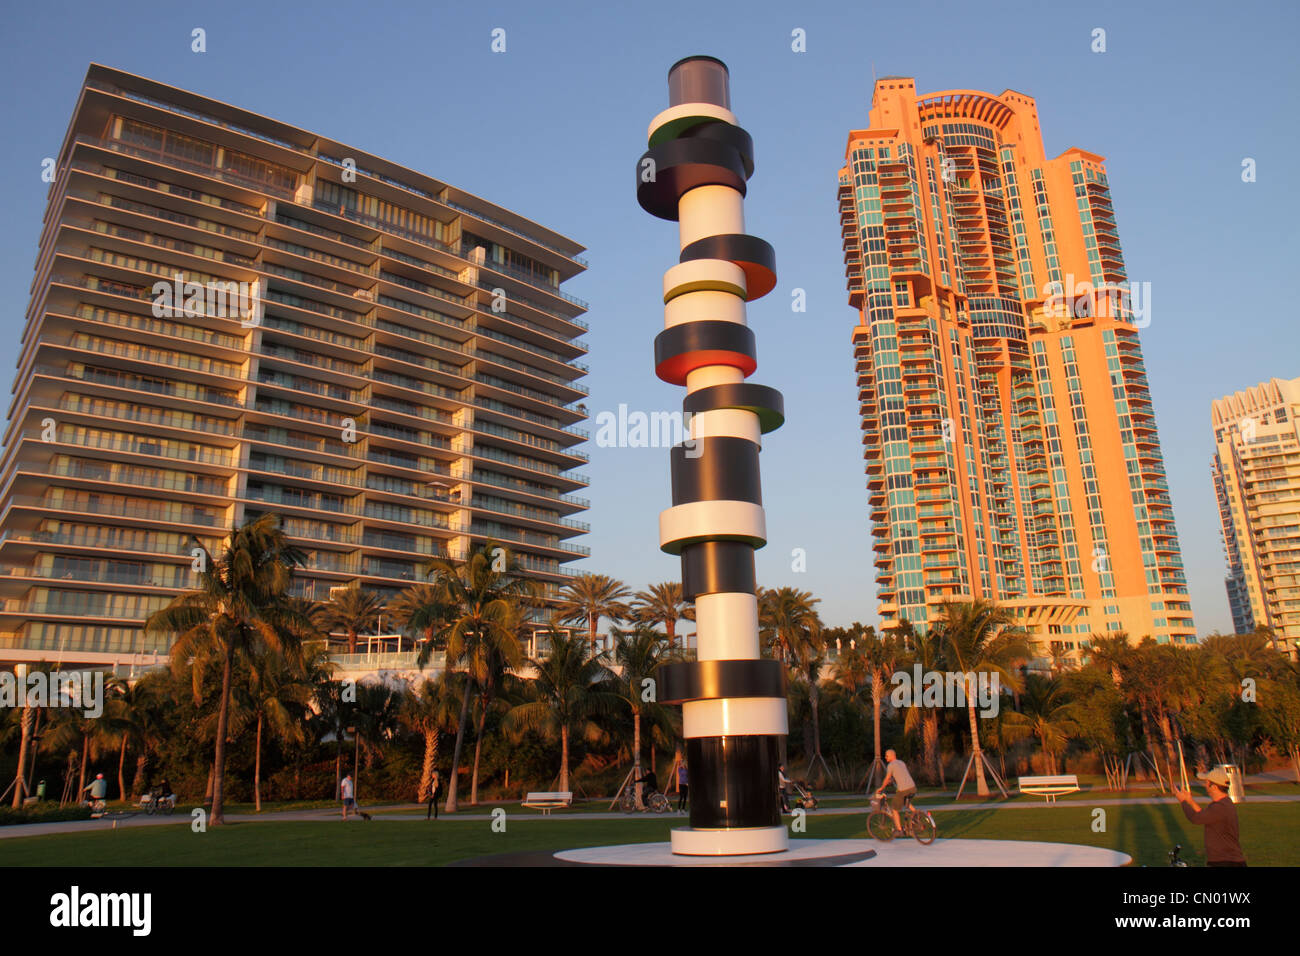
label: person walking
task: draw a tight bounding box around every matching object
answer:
[427,770,442,820]
[340,773,369,821]
[1173,768,1247,867]
[676,760,689,813]
[778,764,790,813]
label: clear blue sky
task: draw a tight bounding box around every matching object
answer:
[1,0,1296,635]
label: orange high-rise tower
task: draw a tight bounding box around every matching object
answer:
[838,79,1195,662]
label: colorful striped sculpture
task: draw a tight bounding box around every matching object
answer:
[636,55,788,856]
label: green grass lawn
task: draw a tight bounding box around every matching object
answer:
[3,800,1294,866]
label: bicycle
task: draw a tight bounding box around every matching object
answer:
[619,786,670,813]
[867,793,936,845]
[143,791,176,815]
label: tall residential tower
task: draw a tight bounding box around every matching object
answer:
[838,79,1194,660]
[0,65,590,673]
[1212,377,1300,656]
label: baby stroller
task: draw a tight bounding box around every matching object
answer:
[791,779,818,810]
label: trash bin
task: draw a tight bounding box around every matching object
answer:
[1215,764,1244,803]
[36,779,46,801]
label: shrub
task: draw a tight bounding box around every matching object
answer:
[0,803,93,826]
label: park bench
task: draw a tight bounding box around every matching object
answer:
[522,791,572,815]
[1017,774,1081,802]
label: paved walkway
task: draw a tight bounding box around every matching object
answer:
[4,791,1297,840]
[555,838,1131,867]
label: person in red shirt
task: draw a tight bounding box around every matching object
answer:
[1172,767,1247,867]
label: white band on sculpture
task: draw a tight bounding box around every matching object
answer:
[692,591,761,660]
[664,288,747,328]
[659,500,766,553]
[678,184,746,247]
[682,697,789,738]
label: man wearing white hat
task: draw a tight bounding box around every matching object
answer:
[1172,767,1247,867]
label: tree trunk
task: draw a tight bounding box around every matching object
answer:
[871,679,882,763]
[633,708,642,807]
[77,734,89,799]
[809,675,822,760]
[471,688,492,805]
[445,679,473,813]
[210,644,234,825]
[807,676,823,784]
[254,711,263,813]
[418,728,437,802]
[11,706,32,807]
[334,728,343,800]
[117,734,128,801]
[24,707,42,799]
[347,629,357,654]
[923,712,940,786]
[665,619,675,649]
[588,612,598,652]
[968,689,988,797]
[204,762,214,804]
[1139,705,1161,786]
[131,752,147,797]
[560,724,570,794]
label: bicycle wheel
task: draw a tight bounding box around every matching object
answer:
[619,789,637,813]
[649,792,670,813]
[910,810,937,845]
[867,810,895,842]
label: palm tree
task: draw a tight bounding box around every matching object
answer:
[758,586,821,666]
[842,624,901,784]
[935,599,1030,797]
[1005,675,1080,774]
[555,573,631,651]
[120,671,176,797]
[9,662,55,807]
[788,621,828,779]
[758,587,824,770]
[42,685,122,805]
[469,644,518,805]
[351,681,403,792]
[146,513,307,825]
[609,625,674,804]
[629,582,688,647]
[243,645,312,812]
[389,582,450,656]
[422,541,535,813]
[324,585,386,654]
[503,628,621,793]
[400,673,464,803]
[315,678,354,801]
[900,629,947,785]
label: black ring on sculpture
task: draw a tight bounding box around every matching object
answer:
[681,540,757,601]
[659,658,787,703]
[679,121,754,179]
[671,437,762,505]
[636,138,748,221]
[679,233,777,299]
[683,382,785,433]
[654,320,757,384]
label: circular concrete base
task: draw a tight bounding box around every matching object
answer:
[669,825,788,856]
[555,838,1131,867]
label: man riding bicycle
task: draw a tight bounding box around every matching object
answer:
[634,768,660,809]
[874,749,917,835]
